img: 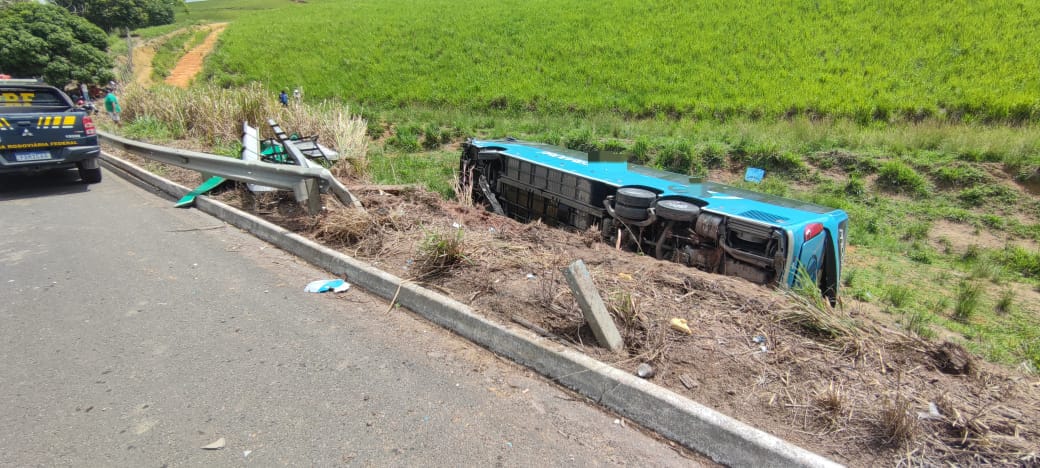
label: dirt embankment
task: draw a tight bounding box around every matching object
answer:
[103,143,1040,467]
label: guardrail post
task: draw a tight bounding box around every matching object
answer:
[295,178,322,214]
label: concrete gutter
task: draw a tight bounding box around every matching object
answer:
[101,152,843,468]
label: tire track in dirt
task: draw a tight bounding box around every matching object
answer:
[165,23,228,88]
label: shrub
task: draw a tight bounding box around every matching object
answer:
[933,163,989,186]
[421,122,450,149]
[388,125,421,152]
[631,136,651,164]
[366,118,386,139]
[700,141,729,168]
[877,160,929,196]
[563,128,598,153]
[654,139,696,174]
[844,176,866,198]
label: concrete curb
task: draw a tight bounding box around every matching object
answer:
[101,152,843,468]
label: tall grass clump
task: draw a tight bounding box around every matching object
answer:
[414,227,467,279]
[653,139,698,174]
[876,160,929,196]
[120,82,367,168]
[953,280,982,322]
[781,268,857,339]
[884,285,913,309]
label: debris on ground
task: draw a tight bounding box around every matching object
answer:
[304,279,351,293]
[201,438,226,450]
[107,146,1040,467]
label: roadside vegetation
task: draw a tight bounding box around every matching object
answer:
[114,0,1040,372]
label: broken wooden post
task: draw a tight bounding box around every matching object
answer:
[563,259,624,352]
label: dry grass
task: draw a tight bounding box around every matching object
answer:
[778,290,859,340]
[120,82,368,170]
[879,390,919,446]
[813,381,848,430]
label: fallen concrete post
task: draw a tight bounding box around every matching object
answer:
[563,259,624,352]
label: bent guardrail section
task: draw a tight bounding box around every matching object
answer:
[98,130,363,213]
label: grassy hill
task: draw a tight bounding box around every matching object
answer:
[203,0,1040,122]
[119,0,1040,370]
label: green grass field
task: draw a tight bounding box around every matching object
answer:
[119,0,1040,370]
[204,0,1040,122]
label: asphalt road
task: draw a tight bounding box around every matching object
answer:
[0,168,706,467]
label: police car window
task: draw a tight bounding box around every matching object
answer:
[0,88,66,110]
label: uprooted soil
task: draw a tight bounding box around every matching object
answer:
[107,146,1039,467]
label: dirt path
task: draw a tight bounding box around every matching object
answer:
[165,23,228,88]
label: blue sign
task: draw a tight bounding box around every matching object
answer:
[745,167,765,183]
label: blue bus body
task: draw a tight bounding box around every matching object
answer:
[460,138,848,302]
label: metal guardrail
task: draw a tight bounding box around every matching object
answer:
[98,131,363,213]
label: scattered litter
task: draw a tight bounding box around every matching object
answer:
[505,441,512,448]
[525,273,536,280]
[679,374,699,389]
[617,272,633,281]
[304,279,351,293]
[918,402,942,420]
[613,419,621,425]
[452,222,462,229]
[201,438,226,450]
[752,335,766,344]
[669,318,692,335]
[488,227,497,233]
[243,450,252,458]
[758,345,768,352]
[636,363,655,379]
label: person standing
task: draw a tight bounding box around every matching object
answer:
[292,88,301,103]
[279,90,289,107]
[103,88,121,128]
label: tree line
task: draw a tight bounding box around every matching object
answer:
[0,0,183,86]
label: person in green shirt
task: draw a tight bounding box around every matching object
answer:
[103,88,121,127]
